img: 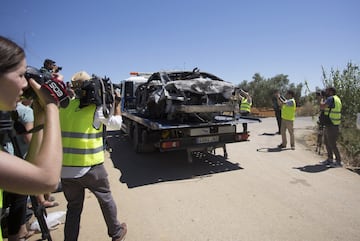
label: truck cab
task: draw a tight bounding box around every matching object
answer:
[119,72,152,112]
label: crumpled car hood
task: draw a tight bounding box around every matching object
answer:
[165,78,235,99]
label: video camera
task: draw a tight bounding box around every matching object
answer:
[316,89,327,98]
[23,66,70,108]
[54,66,62,73]
[76,75,115,117]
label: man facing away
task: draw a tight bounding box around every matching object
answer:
[59,71,127,241]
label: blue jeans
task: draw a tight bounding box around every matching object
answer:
[61,164,123,241]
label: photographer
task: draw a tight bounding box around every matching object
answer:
[239,89,252,132]
[2,97,35,241]
[320,87,342,167]
[40,58,64,83]
[277,90,296,150]
[60,71,126,241]
[0,36,62,195]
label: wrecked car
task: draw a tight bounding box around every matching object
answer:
[134,68,237,122]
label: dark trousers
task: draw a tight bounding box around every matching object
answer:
[2,192,27,235]
[324,125,341,162]
[275,109,281,133]
[241,111,250,132]
[61,164,122,241]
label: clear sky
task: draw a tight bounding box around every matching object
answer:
[1,0,359,92]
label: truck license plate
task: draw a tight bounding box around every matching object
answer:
[196,136,219,144]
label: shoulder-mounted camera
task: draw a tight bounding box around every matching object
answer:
[76,75,115,117]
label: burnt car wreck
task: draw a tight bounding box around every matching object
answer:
[134,69,237,122]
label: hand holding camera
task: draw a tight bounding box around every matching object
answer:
[24,66,70,108]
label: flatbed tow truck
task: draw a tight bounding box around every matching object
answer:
[118,72,261,162]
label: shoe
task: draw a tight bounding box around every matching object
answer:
[277,144,286,148]
[276,131,280,135]
[330,162,343,168]
[291,146,295,150]
[19,230,35,240]
[113,223,127,241]
[47,195,56,202]
[42,200,59,208]
[320,159,332,165]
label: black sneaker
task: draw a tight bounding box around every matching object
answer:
[320,159,332,165]
[330,162,343,168]
[278,144,286,148]
[113,223,127,241]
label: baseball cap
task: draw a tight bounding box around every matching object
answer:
[44,59,56,66]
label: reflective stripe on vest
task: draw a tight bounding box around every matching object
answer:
[281,98,296,121]
[324,95,342,125]
[240,98,251,112]
[60,99,104,167]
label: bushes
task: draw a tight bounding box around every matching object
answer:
[339,128,360,167]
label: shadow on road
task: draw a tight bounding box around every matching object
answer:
[106,132,242,188]
[256,147,292,152]
[293,164,331,173]
[260,132,278,136]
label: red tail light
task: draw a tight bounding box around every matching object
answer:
[236,133,249,141]
[161,141,180,149]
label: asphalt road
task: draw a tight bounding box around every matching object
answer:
[25,117,360,241]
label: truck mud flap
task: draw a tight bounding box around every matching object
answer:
[132,123,156,153]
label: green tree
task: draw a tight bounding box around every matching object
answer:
[237,73,303,108]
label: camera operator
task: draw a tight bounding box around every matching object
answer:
[0,35,62,204]
[277,90,296,150]
[320,87,342,167]
[59,71,126,241]
[2,97,35,240]
[40,58,64,82]
[239,89,252,132]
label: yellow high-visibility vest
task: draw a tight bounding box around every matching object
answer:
[60,99,104,167]
[324,95,342,125]
[240,98,252,112]
[281,98,296,121]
